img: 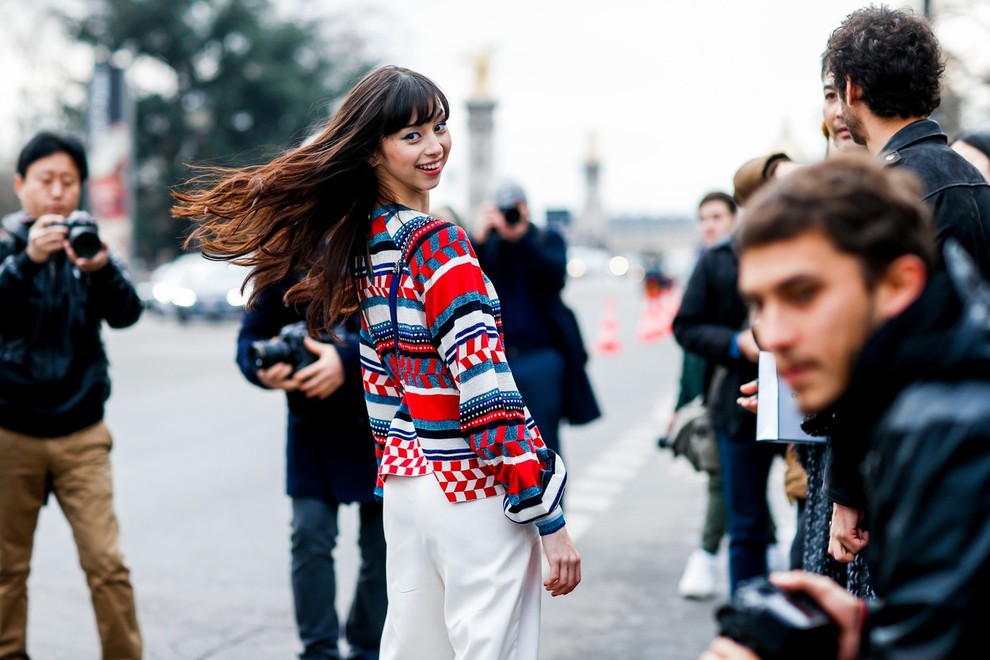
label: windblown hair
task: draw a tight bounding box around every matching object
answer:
[822,5,943,119]
[172,65,450,336]
[739,154,936,286]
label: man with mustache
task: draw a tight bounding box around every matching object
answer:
[703,154,990,660]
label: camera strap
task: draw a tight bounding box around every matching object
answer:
[388,256,402,365]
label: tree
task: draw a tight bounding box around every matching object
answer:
[66,0,373,268]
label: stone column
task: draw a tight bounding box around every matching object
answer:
[466,97,496,226]
[580,132,606,247]
[465,50,496,230]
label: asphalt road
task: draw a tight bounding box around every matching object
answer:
[24,274,794,660]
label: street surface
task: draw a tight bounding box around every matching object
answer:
[25,274,794,659]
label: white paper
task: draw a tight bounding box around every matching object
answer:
[755,351,823,444]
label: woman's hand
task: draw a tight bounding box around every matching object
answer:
[540,526,581,596]
[829,503,869,562]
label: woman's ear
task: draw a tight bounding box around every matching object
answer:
[368,152,380,168]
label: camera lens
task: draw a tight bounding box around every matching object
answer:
[500,207,522,226]
[249,338,293,370]
[69,227,102,259]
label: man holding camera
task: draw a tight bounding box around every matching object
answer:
[702,156,990,659]
[235,277,386,660]
[471,180,600,462]
[0,131,143,657]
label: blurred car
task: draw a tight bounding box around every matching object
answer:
[566,246,611,279]
[140,252,252,323]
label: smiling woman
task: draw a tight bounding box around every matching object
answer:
[171,64,580,660]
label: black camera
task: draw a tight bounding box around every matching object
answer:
[499,206,522,226]
[715,577,838,660]
[248,322,317,372]
[57,210,102,259]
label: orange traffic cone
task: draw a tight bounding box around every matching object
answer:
[637,287,681,342]
[660,286,683,333]
[637,297,666,342]
[594,299,622,355]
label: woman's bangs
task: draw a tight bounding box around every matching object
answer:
[380,75,450,135]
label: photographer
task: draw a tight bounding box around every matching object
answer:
[235,274,386,660]
[471,180,600,462]
[0,131,143,657]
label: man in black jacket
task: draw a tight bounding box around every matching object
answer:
[236,278,386,660]
[704,155,990,659]
[0,132,143,657]
[471,180,600,460]
[821,4,990,566]
[672,196,783,597]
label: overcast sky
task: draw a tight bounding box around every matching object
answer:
[334,0,937,221]
[6,0,987,224]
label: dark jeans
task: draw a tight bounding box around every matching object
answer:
[291,498,387,660]
[717,431,783,595]
[507,347,565,456]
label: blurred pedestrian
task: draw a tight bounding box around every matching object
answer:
[471,180,601,463]
[673,187,785,596]
[950,129,990,181]
[667,191,740,600]
[236,276,386,660]
[173,65,580,660]
[704,152,990,660]
[821,3,990,566]
[0,131,143,658]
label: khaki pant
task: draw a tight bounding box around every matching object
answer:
[0,422,142,659]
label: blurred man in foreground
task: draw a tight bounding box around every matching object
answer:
[703,155,990,658]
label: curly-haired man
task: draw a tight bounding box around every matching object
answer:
[821,4,990,578]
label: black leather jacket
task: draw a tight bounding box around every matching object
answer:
[828,119,990,509]
[881,118,990,280]
[829,244,990,657]
[0,211,142,436]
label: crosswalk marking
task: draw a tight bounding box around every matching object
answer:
[562,394,673,542]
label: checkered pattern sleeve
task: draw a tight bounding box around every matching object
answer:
[409,222,566,533]
[358,314,400,500]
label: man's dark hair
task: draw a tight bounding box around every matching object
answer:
[739,154,936,286]
[16,131,89,182]
[698,191,737,215]
[822,4,943,119]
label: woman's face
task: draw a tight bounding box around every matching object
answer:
[373,108,451,207]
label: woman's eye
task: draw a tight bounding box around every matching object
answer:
[434,121,447,133]
[402,131,421,141]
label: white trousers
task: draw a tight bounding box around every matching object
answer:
[379,474,542,660]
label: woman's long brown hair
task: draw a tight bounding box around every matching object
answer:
[171,65,450,336]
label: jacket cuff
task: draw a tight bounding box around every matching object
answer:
[535,509,565,536]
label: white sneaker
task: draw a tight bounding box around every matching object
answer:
[766,542,790,573]
[678,549,719,600]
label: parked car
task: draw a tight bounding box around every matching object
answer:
[141,252,252,322]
